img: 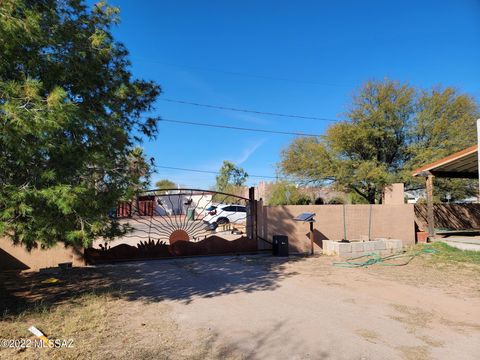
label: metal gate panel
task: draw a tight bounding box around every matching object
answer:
[86,188,257,264]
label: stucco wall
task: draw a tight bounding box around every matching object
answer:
[0,237,85,272]
[382,183,405,205]
[258,204,415,254]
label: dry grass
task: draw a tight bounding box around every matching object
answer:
[397,345,431,360]
[354,328,380,343]
[357,243,480,297]
[423,242,480,266]
[0,292,111,359]
[0,290,244,360]
[418,335,444,348]
[389,304,434,331]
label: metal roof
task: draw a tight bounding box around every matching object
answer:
[412,145,478,178]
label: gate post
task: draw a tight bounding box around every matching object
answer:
[248,187,257,240]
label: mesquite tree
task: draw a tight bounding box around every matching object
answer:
[281,80,479,203]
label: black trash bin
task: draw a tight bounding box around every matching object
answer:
[272,236,279,256]
[272,235,289,257]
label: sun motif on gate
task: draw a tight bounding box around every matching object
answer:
[131,189,250,245]
[168,229,190,244]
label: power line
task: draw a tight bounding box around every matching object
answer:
[158,118,322,137]
[133,58,349,87]
[160,98,339,122]
[156,165,279,179]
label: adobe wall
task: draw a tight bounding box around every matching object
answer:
[257,204,415,254]
[382,183,405,205]
[0,237,85,272]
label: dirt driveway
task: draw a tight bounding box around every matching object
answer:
[1,254,480,359]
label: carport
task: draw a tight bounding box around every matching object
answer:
[412,144,479,238]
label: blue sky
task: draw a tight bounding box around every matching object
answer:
[99,0,480,188]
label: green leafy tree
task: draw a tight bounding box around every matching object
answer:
[154,179,177,190]
[347,191,369,204]
[215,161,248,193]
[213,161,249,203]
[0,1,161,248]
[152,179,177,197]
[267,181,311,205]
[405,87,479,201]
[281,80,479,204]
[327,196,346,205]
[128,147,152,192]
[281,80,414,203]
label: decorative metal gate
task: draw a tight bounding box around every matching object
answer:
[86,188,257,264]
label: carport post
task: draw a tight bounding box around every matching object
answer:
[426,174,435,238]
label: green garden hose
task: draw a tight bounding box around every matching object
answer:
[333,247,438,268]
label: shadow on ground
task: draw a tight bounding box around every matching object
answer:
[0,255,304,317]
[186,320,330,360]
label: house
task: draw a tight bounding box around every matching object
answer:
[118,191,214,217]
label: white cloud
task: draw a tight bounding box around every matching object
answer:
[232,139,265,165]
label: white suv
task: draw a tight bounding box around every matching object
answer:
[203,204,247,228]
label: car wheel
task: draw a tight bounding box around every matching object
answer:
[205,222,218,230]
[217,217,229,225]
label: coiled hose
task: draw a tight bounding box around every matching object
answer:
[333,247,438,268]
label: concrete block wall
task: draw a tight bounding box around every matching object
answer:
[323,239,403,258]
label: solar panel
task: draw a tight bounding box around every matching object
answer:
[293,212,315,222]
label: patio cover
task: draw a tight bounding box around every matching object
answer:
[412,145,478,179]
[412,144,479,237]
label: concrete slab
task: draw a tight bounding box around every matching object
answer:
[443,241,480,252]
[434,236,480,252]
